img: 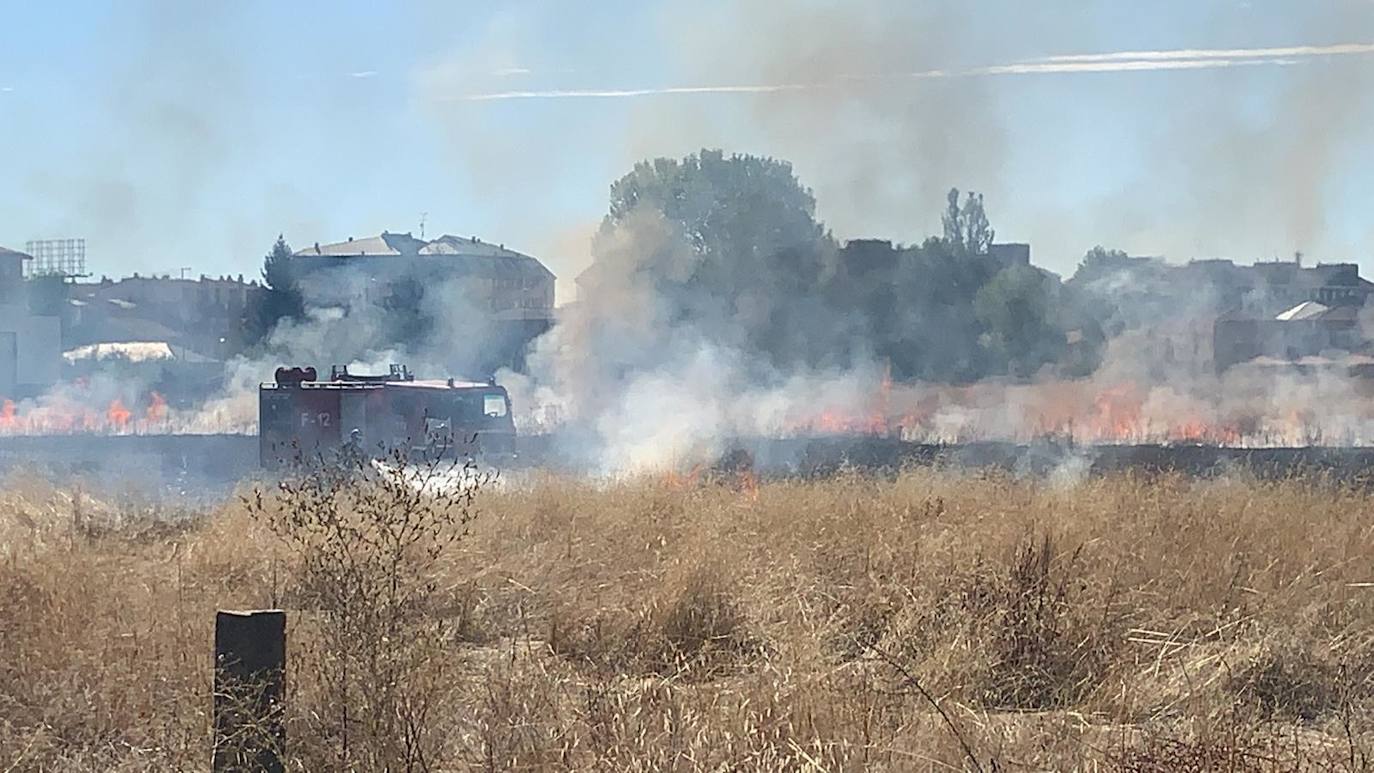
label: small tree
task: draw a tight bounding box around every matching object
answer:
[941,188,963,247]
[247,445,490,770]
[248,235,304,346]
[961,192,995,255]
[940,188,995,255]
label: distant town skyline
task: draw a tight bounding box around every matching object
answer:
[4,0,1374,304]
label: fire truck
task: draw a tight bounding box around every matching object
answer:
[258,364,516,468]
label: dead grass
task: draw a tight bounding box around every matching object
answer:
[3,468,1374,769]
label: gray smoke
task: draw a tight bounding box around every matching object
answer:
[15,2,1374,476]
[232,258,511,386]
[661,0,1009,244]
[1021,5,1374,266]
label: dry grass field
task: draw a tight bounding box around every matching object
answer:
[4,465,1374,770]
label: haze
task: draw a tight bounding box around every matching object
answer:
[3,1,1374,298]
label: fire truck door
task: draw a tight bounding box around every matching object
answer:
[340,391,366,444]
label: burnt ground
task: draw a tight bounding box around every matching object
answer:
[2,433,1374,493]
[522,434,1374,483]
[0,434,262,500]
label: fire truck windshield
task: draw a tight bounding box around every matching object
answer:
[439,389,511,425]
[482,393,508,418]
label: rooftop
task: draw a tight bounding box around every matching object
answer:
[1275,301,1330,321]
[1219,301,1364,324]
[63,341,218,364]
[296,231,428,257]
[295,231,555,279]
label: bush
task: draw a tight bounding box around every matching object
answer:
[246,446,489,770]
[1230,640,1343,722]
[974,534,1116,708]
[551,563,762,680]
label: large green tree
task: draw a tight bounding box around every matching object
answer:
[589,149,837,369]
[974,264,1063,378]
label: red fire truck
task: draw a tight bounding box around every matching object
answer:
[258,364,516,468]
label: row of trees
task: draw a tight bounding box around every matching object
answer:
[577,149,1103,382]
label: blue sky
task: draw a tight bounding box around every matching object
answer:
[3,1,1374,301]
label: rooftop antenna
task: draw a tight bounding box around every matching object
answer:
[419,212,428,240]
[179,267,192,280]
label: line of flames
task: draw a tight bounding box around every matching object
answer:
[0,391,170,435]
[781,376,1351,448]
[0,373,1355,448]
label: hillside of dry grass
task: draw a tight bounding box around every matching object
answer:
[3,468,1374,770]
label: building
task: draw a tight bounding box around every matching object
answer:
[1213,301,1364,371]
[293,231,556,372]
[0,246,61,397]
[1075,252,1374,320]
[986,242,1031,266]
[66,273,264,360]
[1071,251,1374,374]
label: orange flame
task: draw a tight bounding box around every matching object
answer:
[737,468,759,501]
[1090,384,1144,442]
[786,365,895,437]
[662,462,706,489]
[106,399,132,429]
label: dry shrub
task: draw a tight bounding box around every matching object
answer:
[826,594,898,661]
[1107,726,1363,772]
[646,563,762,675]
[460,650,576,769]
[971,533,1118,709]
[551,561,762,679]
[875,531,1120,712]
[1229,639,1345,722]
[246,446,489,771]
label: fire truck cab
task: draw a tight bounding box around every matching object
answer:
[258,364,516,468]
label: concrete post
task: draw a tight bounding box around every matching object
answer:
[213,609,286,772]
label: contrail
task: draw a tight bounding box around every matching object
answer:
[457,41,1374,102]
[1040,42,1374,64]
[464,83,819,101]
[971,57,1300,77]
